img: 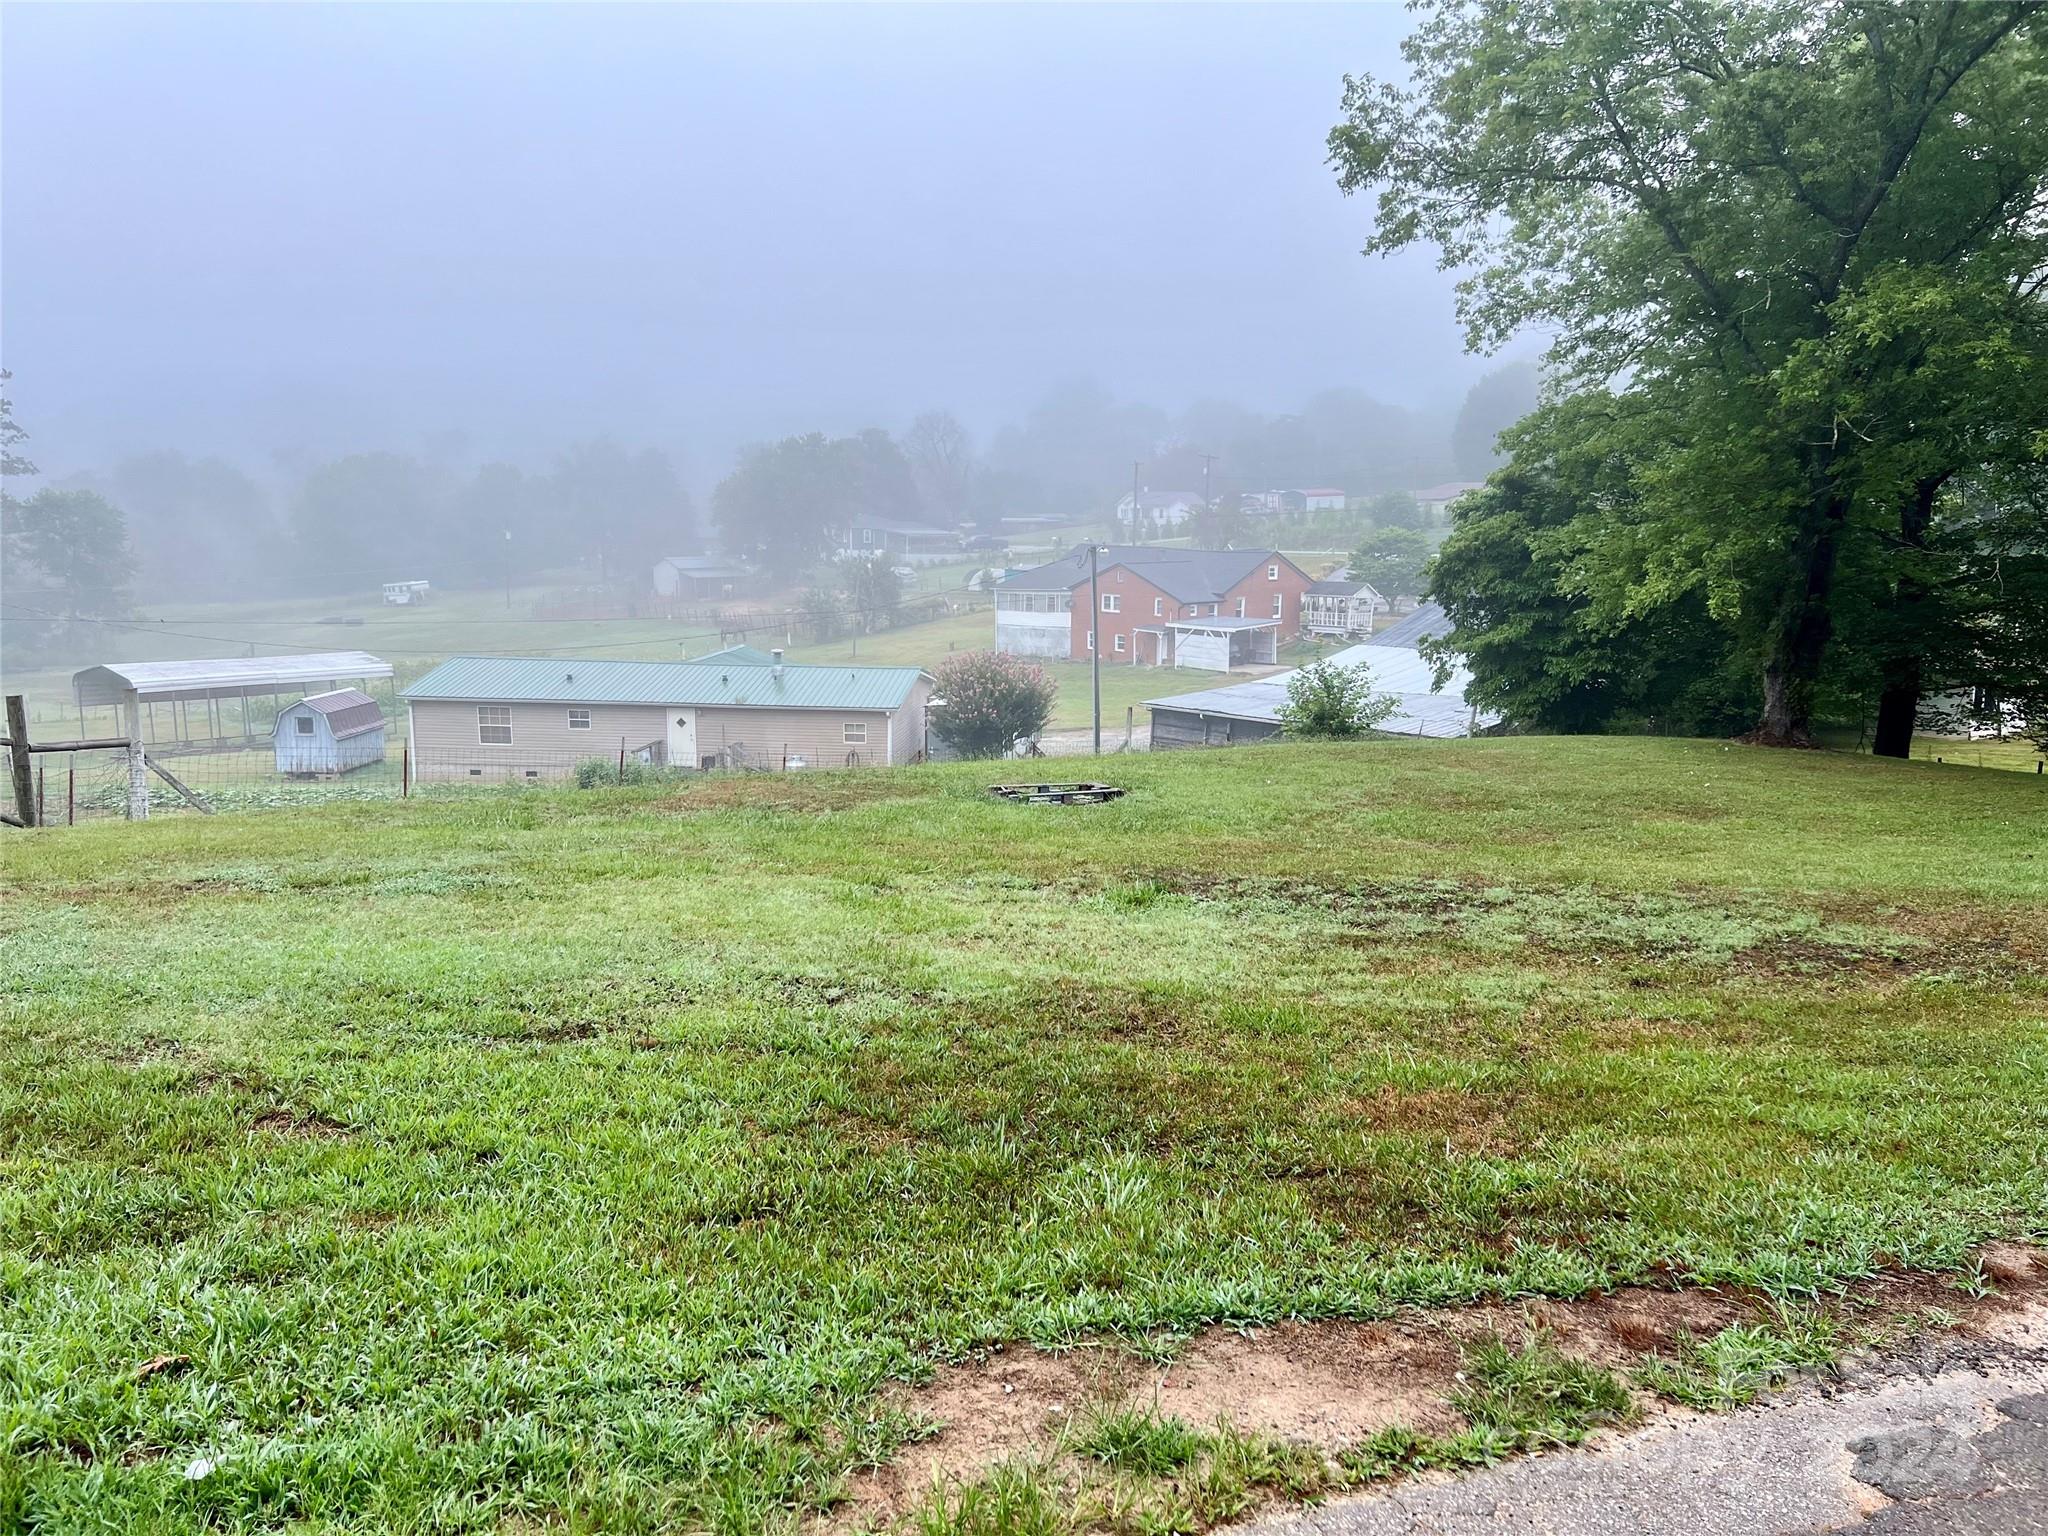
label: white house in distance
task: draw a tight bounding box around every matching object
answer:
[1415,482,1486,522]
[1115,490,1205,529]
[1241,488,1347,517]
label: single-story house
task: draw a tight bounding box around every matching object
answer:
[401,650,933,780]
[1414,482,1485,522]
[838,515,960,565]
[1241,488,1347,517]
[652,554,749,600]
[274,688,388,777]
[1302,576,1386,637]
[1145,635,1496,750]
[1115,491,1205,529]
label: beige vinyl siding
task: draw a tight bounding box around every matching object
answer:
[889,678,931,765]
[691,707,895,770]
[409,700,665,780]
[408,696,917,779]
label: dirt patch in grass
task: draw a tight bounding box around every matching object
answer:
[250,1108,353,1139]
[660,774,940,815]
[831,1243,2048,1531]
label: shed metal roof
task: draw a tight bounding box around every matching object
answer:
[1143,641,1496,740]
[1366,602,1453,648]
[74,652,393,707]
[402,655,926,712]
[291,688,387,740]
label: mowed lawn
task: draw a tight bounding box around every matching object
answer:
[3,739,2045,1532]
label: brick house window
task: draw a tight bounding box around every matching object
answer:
[1086,632,1094,651]
[1113,634,1126,652]
[1153,597,1163,616]
[1102,594,1120,613]
[1268,564,1279,580]
[1235,597,1246,617]
[477,705,512,745]
[567,708,591,730]
[1272,593,1285,617]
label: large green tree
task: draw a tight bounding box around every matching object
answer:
[1333,0,2048,747]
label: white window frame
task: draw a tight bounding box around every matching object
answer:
[477,705,512,745]
[1268,564,1279,580]
[1086,631,1095,651]
[1101,593,1120,613]
[1235,597,1246,618]
[843,721,869,745]
[1113,634,1126,653]
[294,716,314,735]
[567,708,592,731]
[1272,592,1285,617]
[1153,597,1163,616]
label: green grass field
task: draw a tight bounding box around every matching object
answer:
[3,738,2044,1532]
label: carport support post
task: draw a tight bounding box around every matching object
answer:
[124,691,149,821]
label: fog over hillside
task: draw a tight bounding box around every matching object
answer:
[1,3,1531,491]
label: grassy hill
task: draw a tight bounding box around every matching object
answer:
[4,738,2045,1531]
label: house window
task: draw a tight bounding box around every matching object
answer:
[295,717,314,735]
[525,770,540,779]
[1235,597,1246,618]
[1086,632,1094,651]
[1272,593,1285,617]
[1208,603,1218,616]
[861,528,875,545]
[477,705,512,745]
[1153,597,1163,616]
[1268,565,1279,580]
[1101,594,1120,613]
[469,768,483,777]
[1113,634,1126,653]
[567,708,591,731]
[843,721,868,745]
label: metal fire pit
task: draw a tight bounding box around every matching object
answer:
[988,781,1126,805]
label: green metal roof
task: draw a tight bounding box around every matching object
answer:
[693,644,778,666]
[402,655,925,712]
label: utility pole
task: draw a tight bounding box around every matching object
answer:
[1090,544,1103,756]
[503,529,513,609]
[1131,461,1143,547]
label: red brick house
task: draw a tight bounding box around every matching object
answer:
[993,545,1312,670]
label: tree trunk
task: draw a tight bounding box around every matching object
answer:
[1870,475,1945,760]
[1750,487,1848,748]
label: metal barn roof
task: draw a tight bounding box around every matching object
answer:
[402,655,926,712]
[1365,602,1454,648]
[292,688,387,740]
[1144,641,1496,740]
[73,652,394,707]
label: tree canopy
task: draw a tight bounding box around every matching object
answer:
[1334,0,2048,747]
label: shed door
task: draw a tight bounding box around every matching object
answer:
[667,708,698,769]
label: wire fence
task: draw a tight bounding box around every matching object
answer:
[13,737,903,825]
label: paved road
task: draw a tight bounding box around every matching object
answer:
[1252,1318,2048,1536]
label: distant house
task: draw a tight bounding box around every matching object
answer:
[1301,576,1386,637]
[1145,627,1496,749]
[838,516,959,565]
[1414,482,1485,522]
[401,652,934,780]
[652,554,749,600]
[991,544,1311,670]
[1115,491,1206,529]
[1301,488,1346,512]
[381,580,430,605]
[274,688,387,777]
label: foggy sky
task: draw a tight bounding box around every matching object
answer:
[2,3,1522,486]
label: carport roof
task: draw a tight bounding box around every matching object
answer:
[73,652,393,707]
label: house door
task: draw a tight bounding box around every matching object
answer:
[666,708,698,769]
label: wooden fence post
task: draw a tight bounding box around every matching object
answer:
[5,695,36,827]
[401,744,410,798]
[125,692,149,820]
